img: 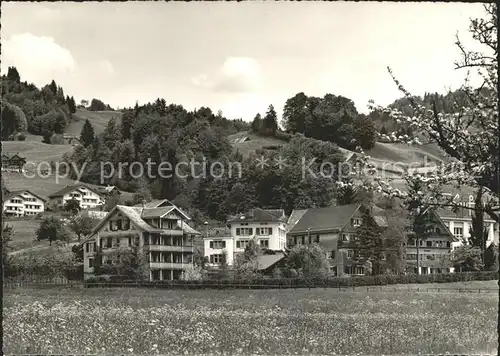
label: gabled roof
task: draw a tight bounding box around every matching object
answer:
[48,184,104,199]
[286,209,308,232]
[227,208,286,223]
[81,204,199,245]
[134,199,173,209]
[257,252,286,271]
[140,206,175,219]
[289,204,361,234]
[4,189,47,202]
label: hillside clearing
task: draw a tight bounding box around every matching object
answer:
[65,109,122,136]
[2,141,73,164]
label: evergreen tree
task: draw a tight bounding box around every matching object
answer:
[353,209,384,275]
[80,119,95,147]
[251,113,262,132]
[7,66,20,83]
[335,178,358,205]
[262,104,278,136]
[49,80,58,95]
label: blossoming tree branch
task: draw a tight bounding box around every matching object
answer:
[356,4,499,224]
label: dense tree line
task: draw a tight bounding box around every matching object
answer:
[281,92,377,150]
[1,66,75,141]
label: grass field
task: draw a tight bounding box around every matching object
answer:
[2,140,73,164]
[4,218,44,251]
[4,283,497,355]
[65,109,122,136]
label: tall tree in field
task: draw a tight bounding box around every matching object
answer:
[49,80,57,95]
[251,113,262,133]
[80,119,95,147]
[262,104,278,136]
[335,179,358,205]
[282,92,308,133]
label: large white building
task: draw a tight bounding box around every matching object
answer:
[436,196,499,249]
[2,190,47,217]
[204,208,287,267]
[48,184,106,210]
[80,199,200,281]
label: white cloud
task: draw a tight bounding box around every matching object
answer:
[192,57,264,93]
[1,33,77,86]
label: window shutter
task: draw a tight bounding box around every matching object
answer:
[249,228,253,235]
[223,241,226,248]
[236,228,240,235]
[86,243,89,253]
[269,228,273,235]
[210,241,214,248]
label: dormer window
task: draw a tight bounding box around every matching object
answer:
[352,218,362,227]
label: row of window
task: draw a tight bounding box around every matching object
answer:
[406,254,442,261]
[408,239,451,248]
[25,204,42,210]
[99,236,139,249]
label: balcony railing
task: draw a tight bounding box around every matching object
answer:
[144,245,193,252]
[99,230,137,238]
[149,262,192,270]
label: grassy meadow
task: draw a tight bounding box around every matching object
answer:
[4,284,498,355]
[64,109,122,136]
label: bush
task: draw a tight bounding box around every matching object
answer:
[16,132,26,141]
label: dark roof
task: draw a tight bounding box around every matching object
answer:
[205,226,232,238]
[4,189,47,202]
[286,209,308,232]
[227,208,286,223]
[134,199,173,209]
[140,206,175,219]
[257,253,286,271]
[289,204,361,234]
[48,184,103,198]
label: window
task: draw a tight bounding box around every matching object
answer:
[355,266,364,275]
[210,240,226,249]
[259,239,269,248]
[256,227,272,236]
[426,241,432,247]
[407,254,417,260]
[330,250,336,259]
[236,240,250,249]
[315,235,320,243]
[342,234,350,242]
[89,258,94,268]
[209,254,224,264]
[236,227,253,236]
[85,243,90,253]
[446,241,451,248]
[352,218,362,227]
[128,237,132,246]
[453,227,463,239]
[347,249,354,258]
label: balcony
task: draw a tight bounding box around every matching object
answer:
[99,230,137,238]
[149,262,192,270]
[144,245,193,253]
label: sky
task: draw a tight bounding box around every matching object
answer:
[1,2,488,121]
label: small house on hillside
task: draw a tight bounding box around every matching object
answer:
[48,184,106,210]
[63,134,80,146]
[2,189,47,217]
[1,153,27,172]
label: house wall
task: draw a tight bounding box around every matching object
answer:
[444,219,499,250]
[230,221,287,252]
[53,186,105,210]
[2,191,45,217]
[204,237,235,266]
[83,209,194,281]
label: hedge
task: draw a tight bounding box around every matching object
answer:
[83,271,499,289]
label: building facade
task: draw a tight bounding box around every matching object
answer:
[2,190,46,217]
[204,208,287,267]
[405,210,457,275]
[81,199,200,281]
[48,184,106,210]
[287,204,376,276]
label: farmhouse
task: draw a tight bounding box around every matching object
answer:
[204,208,287,267]
[2,189,47,217]
[405,209,457,275]
[1,153,27,172]
[62,134,80,146]
[287,204,392,276]
[81,199,200,281]
[48,184,106,210]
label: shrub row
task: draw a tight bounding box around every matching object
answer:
[83,271,499,289]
